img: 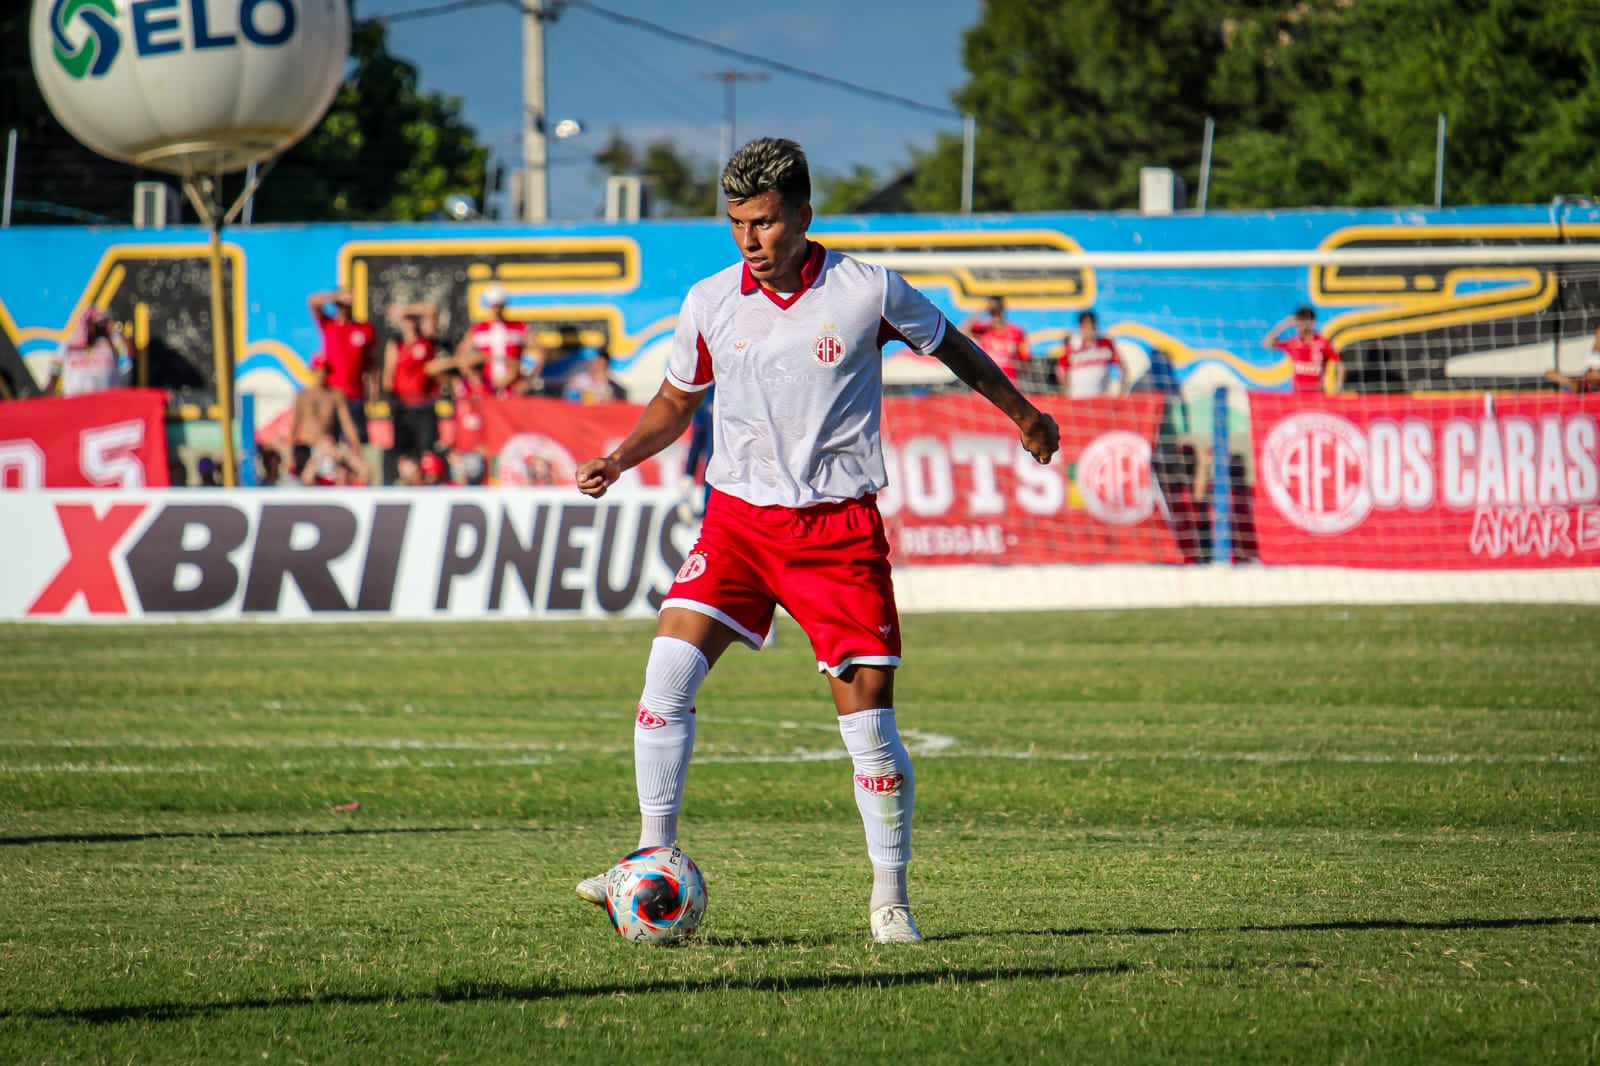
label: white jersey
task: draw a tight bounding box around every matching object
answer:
[667,243,947,508]
[1061,336,1120,398]
[56,338,130,397]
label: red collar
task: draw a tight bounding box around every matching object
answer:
[740,241,826,308]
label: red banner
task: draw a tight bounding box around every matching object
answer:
[452,395,684,487]
[0,389,170,489]
[455,393,1184,565]
[881,393,1183,565]
[1250,392,1600,569]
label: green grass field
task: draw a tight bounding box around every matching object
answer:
[2,606,1597,1064]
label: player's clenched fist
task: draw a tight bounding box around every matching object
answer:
[576,456,620,498]
[1021,411,1060,465]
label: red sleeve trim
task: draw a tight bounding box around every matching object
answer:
[693,333,715,385]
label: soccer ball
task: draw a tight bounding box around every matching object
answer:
[604,845,707,945]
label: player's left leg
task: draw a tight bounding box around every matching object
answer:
[831,668,921,943]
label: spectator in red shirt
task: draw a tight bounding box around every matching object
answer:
[963,295,1030,383]
[381,301,451,481]
[454,284,539,397]
[1263,305,1343,396]
[308,288,378,440]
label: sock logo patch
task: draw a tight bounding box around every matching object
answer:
[636,703,666,729]
[854,771,904,795]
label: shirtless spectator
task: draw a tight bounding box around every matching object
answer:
[289,353,362,477]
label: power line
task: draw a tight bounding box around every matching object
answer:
[551,0,964,121]
[363,0,505,24]
[363,0,965,120]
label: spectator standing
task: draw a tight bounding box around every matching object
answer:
[382,301,451,477]
[49,308,132,397]
[962,295,1030,384]
[570,138,1060,944]
[456,284,537,397]
[1057,310,1124,398]
[290,353,363,477]
[307,288,378,441]
[1263,305,1343,396]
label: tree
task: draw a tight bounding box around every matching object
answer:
[1210,0,1600,207]
[0,9,487,224]
[909,0,1272,213]
[593,130,719,218]
[908,0,1600,213]
[243,18,488,222]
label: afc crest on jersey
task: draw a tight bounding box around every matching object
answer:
[812,327,845,366]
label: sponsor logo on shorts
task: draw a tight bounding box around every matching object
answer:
[675,551,707,583]
[877,623,893,637]
[636,703,666,729]
[854,772,904,795]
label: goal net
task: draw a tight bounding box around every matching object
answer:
[863,235,1600,607]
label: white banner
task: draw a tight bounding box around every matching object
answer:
[0,488,696,622]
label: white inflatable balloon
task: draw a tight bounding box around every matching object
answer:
[30,0,349,176]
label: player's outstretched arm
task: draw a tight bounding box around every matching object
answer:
[576,379,704,498]
[928,324,1060,465]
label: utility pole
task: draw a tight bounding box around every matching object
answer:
[522,1,563,222]
[702,70,768,213]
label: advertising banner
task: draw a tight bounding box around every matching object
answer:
[458,392,1186,566]
[1250,392,1600,568]
[879,393,1183,565]
[0,389,171,489]
[0,489,693,621]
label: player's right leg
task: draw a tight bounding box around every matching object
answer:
[576,608,739,905]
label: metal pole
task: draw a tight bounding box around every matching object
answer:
[1210,387,1232,566]
[2,129,17,228]
[703,71,767,215]
[1198,116,1215,214]
[961,114,976,215]
[242,162,257,225]
[1433,113,1446,209]
[182,175,238,488]
[522,1,549,222]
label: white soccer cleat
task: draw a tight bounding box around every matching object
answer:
[870,904,924,944]
[575,872,609,905]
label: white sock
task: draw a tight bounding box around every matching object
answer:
[838,707,914,911]
[634,636,708,850]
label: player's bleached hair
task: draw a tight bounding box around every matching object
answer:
[721,137,811,208]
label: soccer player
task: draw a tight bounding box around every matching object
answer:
[572,138,1060,944]
[1263,304,1343,395]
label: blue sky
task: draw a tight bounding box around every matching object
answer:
[358,0,982,219]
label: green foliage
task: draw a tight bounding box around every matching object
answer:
[1,606,1597,1062]
[0,7,487,224]
[910,0,1600,212]
[593,128,719,217]
[246,18,488,222]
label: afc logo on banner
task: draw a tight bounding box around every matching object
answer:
[1075,431,1155,527]
[1260,409,1600,536]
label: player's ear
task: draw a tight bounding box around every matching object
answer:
[798,202,814,232]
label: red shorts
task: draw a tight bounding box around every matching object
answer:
[663,489,901,675]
